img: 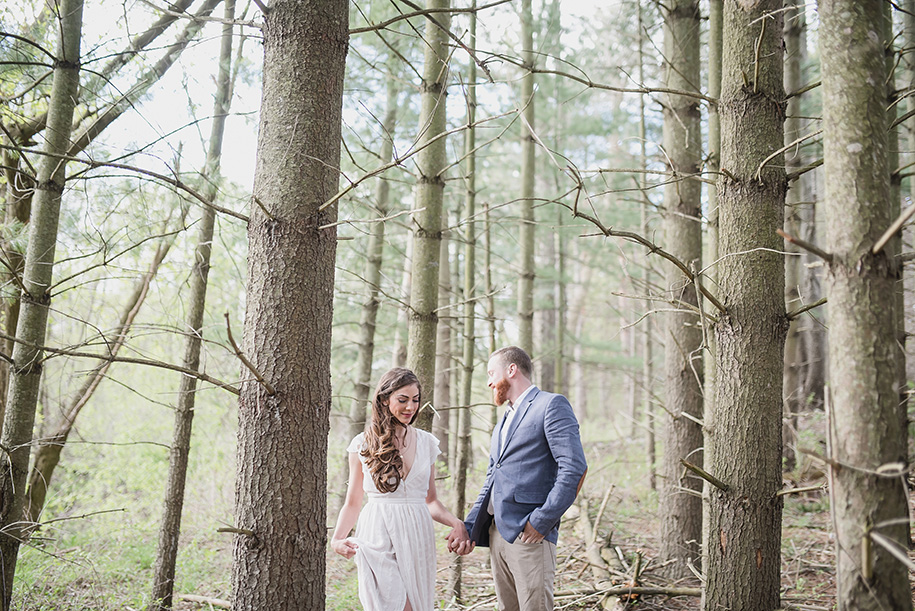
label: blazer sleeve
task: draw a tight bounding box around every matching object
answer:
[527,394,587,536]
[463,453,495,546]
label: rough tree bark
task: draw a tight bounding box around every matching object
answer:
[0,0,84,606]
[658,0,703,578]
[230,0,348,608]
[406,0,450,432]
[819,1,912,609]
[704,2,786,609]
[150,1,236,607]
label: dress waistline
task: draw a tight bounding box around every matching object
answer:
[366,494,426,505]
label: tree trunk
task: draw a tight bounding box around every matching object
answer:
[0,0,84,606]
[701,0,722,579]
[538,234,556,391]
[905,0,915,395]
[448,10,477,594]
[638,2,658,494]
[819,2,912,609]
[517,0,535,355]
[658,0,703,579]
[406,0,450,432]
[392,235,412,368]
[483,201,498,430]
[150,2,235,607]
[704,2,786,609]
[230,1,347,608]
[434,232,451,458]
[350,76,399,441]
[883,1,909,459]
[782,0,805,473]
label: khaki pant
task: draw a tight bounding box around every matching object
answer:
[489,523,557,611]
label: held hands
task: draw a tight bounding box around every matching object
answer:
[446,523,475,556]
[331,536,358,559]
[517,521,544,544]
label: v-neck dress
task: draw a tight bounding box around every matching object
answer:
[347,429,441,611]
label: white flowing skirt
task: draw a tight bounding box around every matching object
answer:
[353,495,436,611]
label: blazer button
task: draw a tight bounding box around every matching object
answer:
[496,463,501,468]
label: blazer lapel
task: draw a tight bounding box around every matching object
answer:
[499,387,539,458]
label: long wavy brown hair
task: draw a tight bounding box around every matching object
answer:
[362,368,421,493]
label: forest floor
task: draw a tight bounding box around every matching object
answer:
[11,422,915,610]
[325,480,844,611]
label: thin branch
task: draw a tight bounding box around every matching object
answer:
[319,206,425,230]
[679,459,729,492]
[776,484,826,497]
[224,312,275,396]
[0,330,240,394]
[559,179,726,313]
[0,143,248,222]
[350,0,509,34]
[755,129,822,180]
[786,158,823,182]
[777,228,833,263]
[217,526,255,536]
[787,297,827,320]
[869,531,915,572]
[873,203,915,255]
[392,0,499,82]
[318,108,515,212]
[786,79,820,99]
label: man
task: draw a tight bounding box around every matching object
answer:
[464,346,587,611]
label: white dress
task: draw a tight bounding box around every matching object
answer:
[347,429,441,611]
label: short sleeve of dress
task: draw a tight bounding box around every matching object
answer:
[346,432,365,454]
[429,431,442,463]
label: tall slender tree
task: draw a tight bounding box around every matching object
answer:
[0,0,84,606]
[701,0,723,574]
[782,0,805,472]
[150,1,236,607]
[658,0,703,578]
[883,1,908,445]
[449,7,478,596]
[230,0,348,607]
[820,1,912,608]
[407,0,451,432]
[349,74,400,441]
[704,2,786,609]
[517,0,535,354]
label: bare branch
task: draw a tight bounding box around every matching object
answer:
[787,297,827,320]
[680,459,729,492]
[777,228,833,263]
[224,312,275,396]
[873,203,915,255]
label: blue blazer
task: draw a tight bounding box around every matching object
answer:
[464,387,587,546]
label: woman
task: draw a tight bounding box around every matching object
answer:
[331,368,471,611]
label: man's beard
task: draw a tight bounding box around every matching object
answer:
[493,379,510,406]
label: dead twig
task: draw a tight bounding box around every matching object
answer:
[224,312,276,396]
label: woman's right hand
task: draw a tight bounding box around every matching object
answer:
[331,536,358,559]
